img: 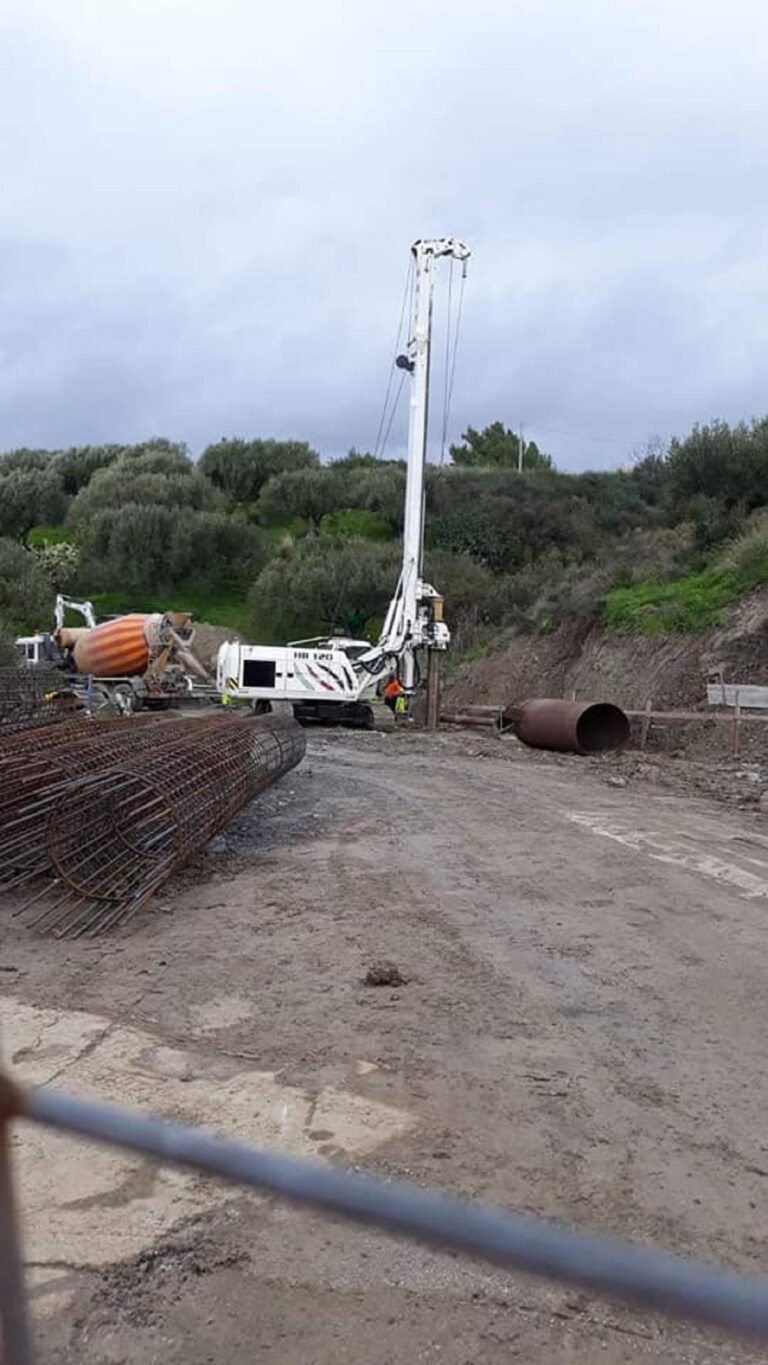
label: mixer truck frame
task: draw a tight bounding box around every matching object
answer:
[218,237,469,726]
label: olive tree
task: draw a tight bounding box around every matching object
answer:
[199,437,319,503]
[0,537,53,632]
[0,468,68,541]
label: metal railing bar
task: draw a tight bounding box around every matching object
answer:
[4,1079,768,1343]
[0,1119,33,1365]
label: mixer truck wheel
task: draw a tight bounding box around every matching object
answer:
[89,683,115,715]
[110,683,137,716]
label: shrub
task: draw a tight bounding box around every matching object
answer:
[67,463,218,530]
[668,418,768,517]
[55,444,123,494]
[199,438,319,503]
[450,422,553,470]
[259,463,406,531]
[0,467,68,541]
[0,448,56,474]
[169,511,269,592]
[259,468,344,526]
[78,505,268,598]
[33,541,80,591]
[718,511,768,580]
[423,549,501,623]
[249,538,402,642]
[0,538,53,632]
[54,440,186,495]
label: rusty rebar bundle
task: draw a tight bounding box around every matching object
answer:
[0,667,81,737]
[1,713,305,937]
[0,715,209,893]
[0,709,179,767]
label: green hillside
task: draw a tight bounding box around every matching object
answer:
[2,418,768,659]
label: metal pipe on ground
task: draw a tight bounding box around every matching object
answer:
[509,699,630,755]
[439,705,509,730]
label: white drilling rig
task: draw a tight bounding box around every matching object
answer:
[217,236,471,726]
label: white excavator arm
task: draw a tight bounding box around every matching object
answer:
[54,595,97,630]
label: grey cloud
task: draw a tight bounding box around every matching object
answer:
[1,0,767,468]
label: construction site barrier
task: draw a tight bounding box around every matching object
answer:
[3,1074,768,1361]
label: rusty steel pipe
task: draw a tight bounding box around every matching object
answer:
[440,704,510,730]
[509,699,630,755]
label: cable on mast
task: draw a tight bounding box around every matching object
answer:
[373,259,413,460]
[439,260,467,465]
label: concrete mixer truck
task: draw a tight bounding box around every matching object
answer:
[15,595,210,712]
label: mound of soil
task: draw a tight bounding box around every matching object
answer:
[190,622,242,675]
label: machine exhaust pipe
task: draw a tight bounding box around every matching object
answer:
[507,699,630,755]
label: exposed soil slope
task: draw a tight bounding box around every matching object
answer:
[446,588,768,712]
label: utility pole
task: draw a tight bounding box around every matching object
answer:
[518,423,525,473]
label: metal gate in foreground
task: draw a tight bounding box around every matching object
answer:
[3,1069,768,1362]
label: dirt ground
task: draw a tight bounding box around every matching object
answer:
[4,727,768,1364]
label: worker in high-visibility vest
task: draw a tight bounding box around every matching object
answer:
[383,675,404,716]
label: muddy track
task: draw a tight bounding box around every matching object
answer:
[3,729,768,1363]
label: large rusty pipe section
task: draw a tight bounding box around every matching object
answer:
[509,699,630,755]
[440,698,630,753]
[439,698,629,752]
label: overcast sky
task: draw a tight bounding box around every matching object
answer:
[1,0,767,470]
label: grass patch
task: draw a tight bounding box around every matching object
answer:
[319,508,393,542]
[605,556,768,634]
[27,525,75,547]
[88,586,252,635]
[458,640,492,664]
[261,517,309,544]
